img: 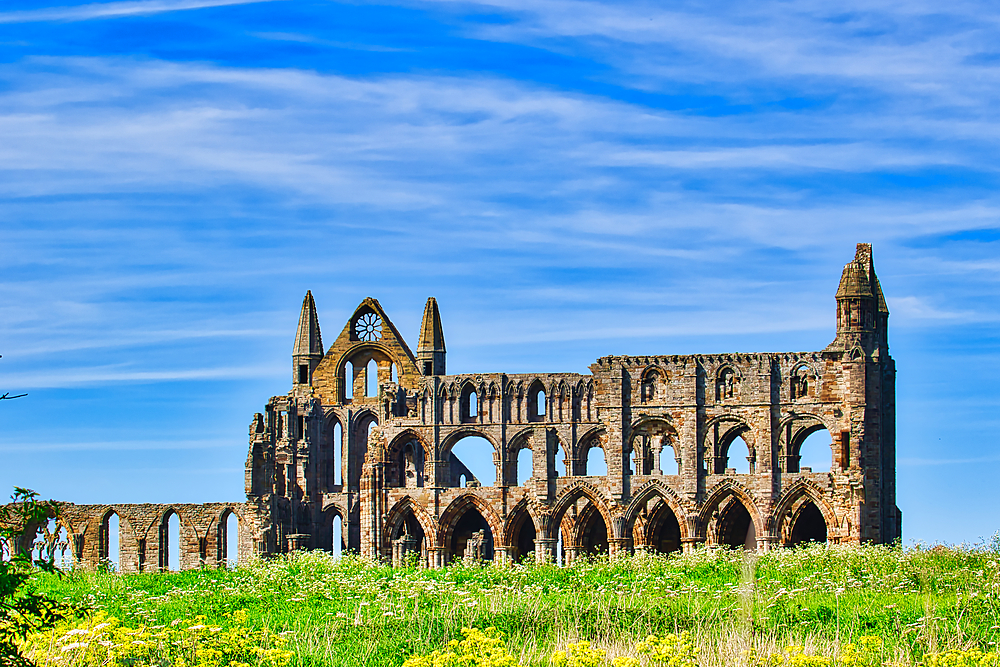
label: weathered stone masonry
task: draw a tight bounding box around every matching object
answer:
[38,243,900,571]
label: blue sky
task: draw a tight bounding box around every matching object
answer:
[1,0,999,545]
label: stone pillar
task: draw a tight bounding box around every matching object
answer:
[608,538,630,558]
[534,538,556,563]
[757,535,778,552]
[493,546,513,566]
[285,533,310,551]
[681,537,704,554]
[427,546,447,569]
[562,545,581,566]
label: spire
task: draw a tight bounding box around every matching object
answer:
[293,291,324,386]
[830,244,889,356]
[416,297,446,376]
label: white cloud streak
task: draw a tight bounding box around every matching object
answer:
[0,0,281,24]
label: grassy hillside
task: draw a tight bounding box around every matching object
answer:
[22,543,1000,666]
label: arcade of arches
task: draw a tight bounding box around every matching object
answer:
[25,245,899,571]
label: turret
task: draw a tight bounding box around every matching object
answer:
[416,297,446,376]
[829,243,889,358]
[292,291,324,386]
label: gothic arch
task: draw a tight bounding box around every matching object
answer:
[699,481,765,544]
[437,493,504,552]
[624,480,691,541]
[382,496,439,549]
[702,416,756,474]
[550,482,616,541]
[388,429,433,459]
[501,496,541,546]
[771,481,839,544]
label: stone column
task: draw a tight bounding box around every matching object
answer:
[608,538,630,558]
[493,546,513,566]
[534,538,556,563]
[757,535,778,552]
[562,545,581,566]
[681,537,704,554]
[427,546,447,569]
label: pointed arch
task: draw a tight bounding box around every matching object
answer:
[771,481,839,545]
[550,482,615,541]
[501,497,540,562]
[624,480,691,542]
[438,493,504,561]
[699,481,765,547]
[382,496,439,550]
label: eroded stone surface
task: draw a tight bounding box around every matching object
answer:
[28,244,899,571]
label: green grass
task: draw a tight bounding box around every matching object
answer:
[26,543,1000,666]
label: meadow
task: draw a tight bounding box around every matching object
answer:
[20,543,1000,667]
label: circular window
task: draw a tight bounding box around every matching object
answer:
[354,312,383,342]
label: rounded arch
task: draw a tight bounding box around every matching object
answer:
[778,413,835,473]
[333,343,404,402]
[577,427,607,476]
[439,427,500,461]
[714,364,742,400]
[549,482,615,541]
[699,481,765,546]
[789,363,817,400]
[387,429,433,459]
[382,496,439,550]
[459,381,479,423]
[639,366,668,403]
[630,417,678,476]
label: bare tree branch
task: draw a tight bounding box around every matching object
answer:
[0,355,26,400]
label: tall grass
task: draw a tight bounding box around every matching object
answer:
[26,543,1000,666]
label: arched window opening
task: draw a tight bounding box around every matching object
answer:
[167,513,180,571]
[450,507,494,562]
[102,512,120,571]
[460,385,478,423]
[553,441,566,477]
[659,441,679,475]
[528,381,546,421]
[449,436,496,487]
[459,474,467,488]
[585,446,607,476]
[797,429,832,473]
[332,515,343,559]
[716,367,738,400]
[510,511,536,563]
[224,512,238,568]
[333,422,343,486]
[579,503,608,555]
[556,525,563,566]
[391,363,397,384]
[344,361,354,401]
[789,502,827,546]
[366,359,378,397]
[398,441,424,488]
[637,501,681,554]
[727,436,751,474]
[516,447,532,486]
[717,499,755,550]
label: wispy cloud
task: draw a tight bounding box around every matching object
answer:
[0,0,281,24]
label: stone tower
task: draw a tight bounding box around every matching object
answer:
[43,243,900,572]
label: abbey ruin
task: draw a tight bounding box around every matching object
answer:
[45,243,900,571]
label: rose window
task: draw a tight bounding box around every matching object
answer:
[354,312,383,342]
